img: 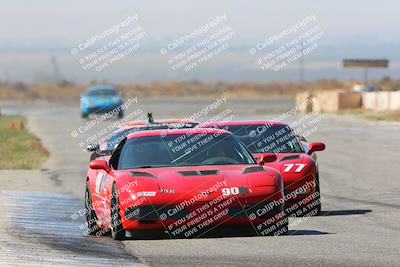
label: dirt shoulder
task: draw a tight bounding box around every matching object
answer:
[337,109,400,123]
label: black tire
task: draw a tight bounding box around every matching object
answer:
[309,175,322,216]
[260,210,289,236]
[313,182,322,216]
[85,182,101,236]
[111,183,125,240]
[117,111,124,119]
[81,112,89,119]
[272,214,289,236]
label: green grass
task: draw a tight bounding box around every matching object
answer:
[0,115,48,169]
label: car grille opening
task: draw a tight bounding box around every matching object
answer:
[242,166,265,174]
[178,170,219,176]
[131,171,156,178]
[125,205,189,220]
[280,155,300,161]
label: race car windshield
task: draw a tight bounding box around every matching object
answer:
[87,89,118,96]
[220,125,304,153]
[106,125,172,151]
[118,133,255,169]
[106,128,140,150]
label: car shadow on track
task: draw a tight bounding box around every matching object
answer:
[118,210,373,241]
[319,209,372,216]
[287,230,331,236]
[124,227,331,240]
[123,210,373,240]
[121,210,372,240]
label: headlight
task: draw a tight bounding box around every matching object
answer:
[136,191,157,197]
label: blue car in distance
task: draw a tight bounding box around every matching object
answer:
[80,86,124,119]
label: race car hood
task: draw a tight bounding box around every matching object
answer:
[127,164,279,202]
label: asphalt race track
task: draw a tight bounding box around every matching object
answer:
[1,98,399,266]
[0,191,143,266]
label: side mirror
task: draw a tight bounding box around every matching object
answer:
[86,143,99,152]
[258,153,277,165]
[308,142,325,155]
[90,160,110,172]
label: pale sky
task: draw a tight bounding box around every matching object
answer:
[1,0,399,49]
[0,0,398,82]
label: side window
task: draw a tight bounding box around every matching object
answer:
[109,138,126,170]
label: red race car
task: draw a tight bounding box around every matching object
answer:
[85,128,288,240]
[197,121,325,217]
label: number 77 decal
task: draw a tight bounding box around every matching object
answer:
[283,163,306,172]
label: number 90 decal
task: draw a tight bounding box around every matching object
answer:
[222,187,239,196]
[283,163,306,173]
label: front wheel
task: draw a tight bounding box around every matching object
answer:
[117,111,124,119]
[311,188,322,216]
[272,214,289,236]
[260,211,288,236]
[111,183,126,240]
[85,182,101,236]
[308,176,322,216]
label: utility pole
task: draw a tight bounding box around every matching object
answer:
[364,67,368,85]
[3,69,9,84]
[51,55,61,83]
[299,42,304,83]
